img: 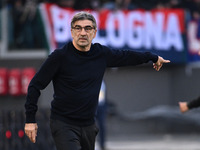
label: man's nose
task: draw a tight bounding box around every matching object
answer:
[80,28,87,34]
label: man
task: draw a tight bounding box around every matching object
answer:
[24,11,170,150]
[96,81,107,150]
[179,51,200,113]
[179,97,200,113]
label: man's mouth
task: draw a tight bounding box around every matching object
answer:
[79,38,87,41]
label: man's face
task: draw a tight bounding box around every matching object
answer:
[71,20,97,51]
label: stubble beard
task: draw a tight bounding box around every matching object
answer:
[77,39,90,49]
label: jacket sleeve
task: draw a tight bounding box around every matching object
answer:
[103,46,158,67]
[187,96,200,110]
[25,49,62,123]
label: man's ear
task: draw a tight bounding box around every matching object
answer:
[93,29,97,39]
[71,28,74,39]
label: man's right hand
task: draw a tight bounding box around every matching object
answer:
[24,123,38,143]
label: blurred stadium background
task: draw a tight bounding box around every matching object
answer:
[0,0,200,149]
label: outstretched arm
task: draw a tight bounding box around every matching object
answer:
[153,56,170,71]
[24,123,38,143]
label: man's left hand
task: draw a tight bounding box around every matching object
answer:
[153,56,170,71]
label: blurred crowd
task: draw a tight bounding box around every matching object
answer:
[1,0,200,49]
[4,0,200,11]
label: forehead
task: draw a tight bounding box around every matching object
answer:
[74,20,93,26]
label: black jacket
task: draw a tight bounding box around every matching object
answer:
[25,41,158,126]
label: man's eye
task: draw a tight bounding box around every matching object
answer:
[75,27,81,30]
[85,27,92,31]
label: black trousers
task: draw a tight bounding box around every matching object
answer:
[50,119,99,150]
